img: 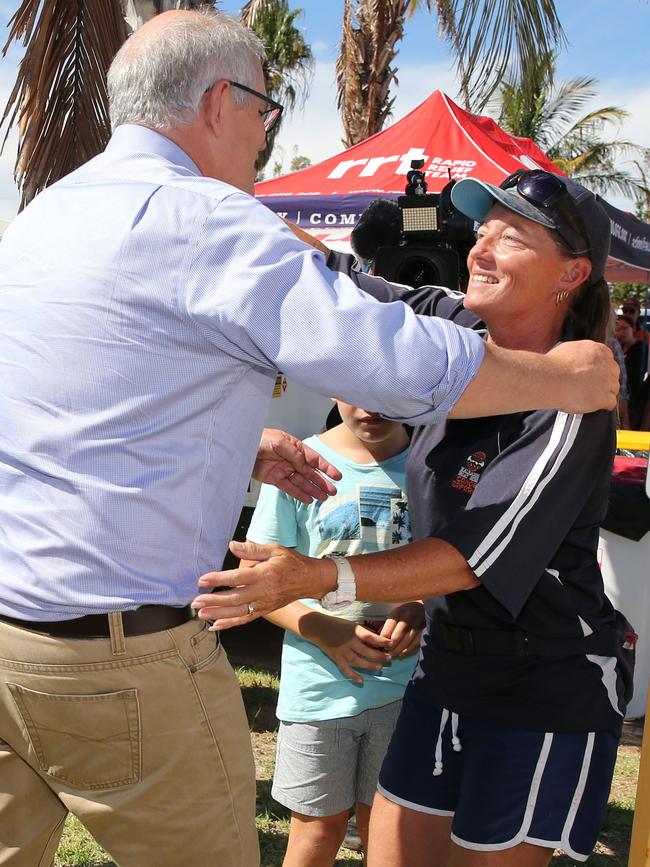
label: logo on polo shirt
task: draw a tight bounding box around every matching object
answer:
[451,450,487,495]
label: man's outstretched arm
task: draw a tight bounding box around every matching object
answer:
[284,222,619,418]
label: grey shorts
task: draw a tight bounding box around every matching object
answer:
[272,700,402,817]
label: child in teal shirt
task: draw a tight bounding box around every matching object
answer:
[245,401,424,866]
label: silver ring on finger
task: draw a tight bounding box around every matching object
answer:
[247,601,255,616]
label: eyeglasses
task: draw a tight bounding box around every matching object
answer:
[622,305,638,315]
[204,80,284,134]
[501,169,591,258]
[228,81,284,134]
[204,80,284,135]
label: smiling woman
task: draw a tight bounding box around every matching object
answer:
[196,170,634,867]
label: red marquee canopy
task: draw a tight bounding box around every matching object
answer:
[255,91,650,282]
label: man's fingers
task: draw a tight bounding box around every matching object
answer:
[352,642,391,664]
[209,615,257,631]
[288,440,342,483]
[277,470,335,504]
[349,647,387,669]
[379,617,398,639]
[400,634,422,656]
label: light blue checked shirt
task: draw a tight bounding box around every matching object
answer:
[0,125,484,620]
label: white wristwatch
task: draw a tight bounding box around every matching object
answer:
[319,554,357,611]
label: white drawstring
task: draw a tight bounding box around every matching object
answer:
[451,712,462,752]
[432,708,462,777]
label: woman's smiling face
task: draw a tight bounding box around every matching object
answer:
[463,203,577,327]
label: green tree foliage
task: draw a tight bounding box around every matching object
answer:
[241,0,313,173]
[290,154,311,172]
[494,51,650,201]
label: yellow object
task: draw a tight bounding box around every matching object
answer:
[617,430,650,452]
[628,681,650,867]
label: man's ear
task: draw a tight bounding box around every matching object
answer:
[202,80,229,137]
[559,256,591,290]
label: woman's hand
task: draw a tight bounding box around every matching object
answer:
[305,616,393,684]
[192,541,337,629]
[380,602,426,657]
[254,428,342,504]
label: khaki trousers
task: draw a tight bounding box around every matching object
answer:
[0,616,259,867]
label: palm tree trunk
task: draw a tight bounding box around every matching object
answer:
[336,0,410,148]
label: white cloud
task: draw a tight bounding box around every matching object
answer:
[598,81,650,151]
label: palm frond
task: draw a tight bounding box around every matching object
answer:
[240,0,277,28]
[1,0,127,208]
[534,77,598,144]
[492,46,648,201]
[441,0,565,111]
[564,167,650,201]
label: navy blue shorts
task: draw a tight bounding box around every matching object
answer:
[377,685,618,861]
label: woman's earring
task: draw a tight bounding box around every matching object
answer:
[555,289,570,304]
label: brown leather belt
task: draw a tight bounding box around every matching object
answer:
[0,604,195,638]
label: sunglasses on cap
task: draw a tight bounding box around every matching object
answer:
[500,170,591,259]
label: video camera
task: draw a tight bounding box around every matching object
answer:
[373,160,476,291]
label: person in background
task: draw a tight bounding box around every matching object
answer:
[195,170,634,867]
[350,198,402,273]
[609,324,631,428]
[615,314,645,427]
[244,401,422,865]
[621,297,649,344]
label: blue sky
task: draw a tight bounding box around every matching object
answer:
[1,0,649,217]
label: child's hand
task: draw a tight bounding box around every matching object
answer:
[380,602,426,658]
[308,616,393,684]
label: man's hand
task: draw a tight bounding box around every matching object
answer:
[254,428,342,504]
[191,540,337,629]
[548,341,619,413]
[305,616,393,684]
[380,602,426,658]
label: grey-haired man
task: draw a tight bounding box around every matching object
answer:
[0,9,618,866]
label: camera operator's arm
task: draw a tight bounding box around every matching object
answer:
[326,248,484,329]
[282,219,330,255]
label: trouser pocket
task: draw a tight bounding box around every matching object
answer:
[7,682,141,790]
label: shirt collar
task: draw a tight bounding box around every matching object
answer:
[106,124,201,176]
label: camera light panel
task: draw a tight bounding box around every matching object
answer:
[401,207,439,233]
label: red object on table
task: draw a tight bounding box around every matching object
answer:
[612,456,648,485]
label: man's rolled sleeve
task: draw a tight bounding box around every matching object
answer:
[183,193,485,425]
